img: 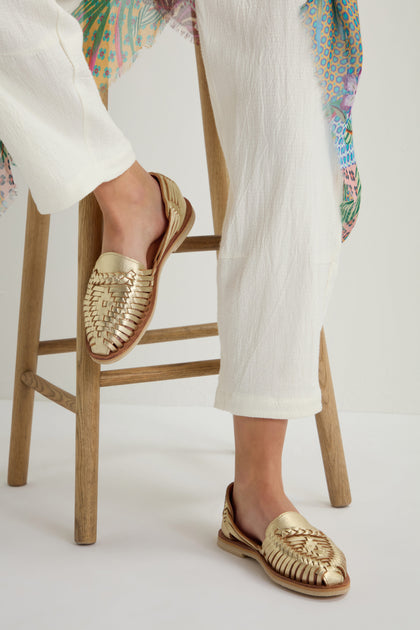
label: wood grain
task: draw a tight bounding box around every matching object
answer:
[8,192,50,486]
[316,327,352,506]
[21,370,76,414]
[194,44,229,241]
[74,88,105,544]
[100,359,221,387]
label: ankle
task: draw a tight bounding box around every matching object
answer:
[233,479,290,515]
[95,181,149,221]
[94,162,154,216]
[99,180,166,244]
[231,481,298,543]
[234,476,286,499]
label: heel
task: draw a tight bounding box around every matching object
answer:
[217,530,247,558]
[172,198,195,253]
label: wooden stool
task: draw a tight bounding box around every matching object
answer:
[7,46,351,545]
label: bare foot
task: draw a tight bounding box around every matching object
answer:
[93,161,168,268]
[232,481,300,544]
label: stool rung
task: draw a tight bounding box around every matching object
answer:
[176,234,220,252]
[18,357,221,408]
[38,338,76,355]
[38,322,219,355]
[21,370,76,413]
[100,358,220,387]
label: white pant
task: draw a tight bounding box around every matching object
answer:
[0,0,136,213]
[0,0,342,419]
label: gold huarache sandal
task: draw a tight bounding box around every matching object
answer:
[83,172,195,364]
[217,482,350,597]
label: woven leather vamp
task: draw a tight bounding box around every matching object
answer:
[83,262,154,355]
[262,516,347,586]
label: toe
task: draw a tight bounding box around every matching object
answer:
[322,567,345,586]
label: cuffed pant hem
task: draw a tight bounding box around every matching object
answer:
[35,146,136,214]
[213,387,323,420]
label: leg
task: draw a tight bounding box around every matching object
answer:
[75,191,101,544]
[195,0,342,417]
[8,193,50,486]
[0,0,136,215]
[222,413,350,593]
[93,161,169,269]
[0,0,169,265]
[194,0,347,542]
[316,328,352,506]
[232,414,298,543]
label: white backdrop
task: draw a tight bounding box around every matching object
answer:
[0,0,418,413]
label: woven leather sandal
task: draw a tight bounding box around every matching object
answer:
[217,482,350,597]
[83,171,195,364]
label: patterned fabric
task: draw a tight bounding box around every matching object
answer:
[299,1,363,241]
[0,0,362,243]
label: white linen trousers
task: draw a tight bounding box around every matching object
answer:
[0,0,343,419]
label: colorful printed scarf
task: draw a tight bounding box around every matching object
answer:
[0,0,362,243]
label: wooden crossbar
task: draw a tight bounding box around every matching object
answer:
[100,359,220,387]
[21,356,221,411]
[21,370,76,413]
[38,322,219,355]
[176,234,220,252]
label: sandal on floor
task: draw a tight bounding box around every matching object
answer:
[83,171,196,364]
[217,482,350,597]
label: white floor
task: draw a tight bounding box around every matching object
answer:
[0,400,419,630]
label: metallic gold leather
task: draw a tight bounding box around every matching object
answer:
[148,171,185,269]
[83,253,154,355]
[83,172,186,357]
[221,482,347,588]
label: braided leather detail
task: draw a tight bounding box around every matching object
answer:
[152,201,183,270]
[83,265,154,355]
[221,504,261,553]
[149,171,186,268]
[262,520,347,586]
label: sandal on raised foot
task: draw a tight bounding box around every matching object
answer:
[217,482,350,597]
[83,171,196,364]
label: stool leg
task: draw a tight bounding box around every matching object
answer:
[316,327,352,507]
[194,44,229,238]
[8,192,50,486]
[74,192,102,544]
